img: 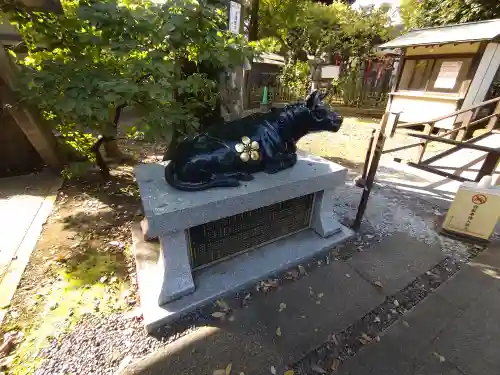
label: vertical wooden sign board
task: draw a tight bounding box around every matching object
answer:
[229,1,241,35]
[221,0,245,120]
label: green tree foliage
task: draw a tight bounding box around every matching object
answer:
[257,0,393,96]
[401,0,500,29]
[2,0,253,157]
[258,0,392,65]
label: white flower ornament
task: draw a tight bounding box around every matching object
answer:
[235,136,260,162]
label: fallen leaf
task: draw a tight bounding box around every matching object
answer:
[330,358,340,371]
[265,279,279,288]
[278,303,287,312]
[211,312,226,319]
[358,333,372,345]
[276,327,282,337]
[432,352,446,363]
[270,365,277,374]
[298,265,306,275]
[284,370,295,375]
[373,281,383,288]
[317,293,324,298]
[328,334,339,345]
[100,276,108,283]
[402,320,410,327]
[311,363,327,374]
[216,299,230,311]
[213,370,226,375]
[393,300,400,307]
[225,363,232,375]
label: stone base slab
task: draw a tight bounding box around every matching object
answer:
[131,222,354,332]
[135,152,347,238]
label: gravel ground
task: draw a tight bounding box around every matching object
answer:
[34,313,163,375]
[331,182,472,261]
[32,177,482,375]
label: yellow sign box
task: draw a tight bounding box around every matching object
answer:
[442,183,500,241]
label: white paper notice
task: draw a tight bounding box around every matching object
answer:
[434,61,462,89]
[229,1,241,35]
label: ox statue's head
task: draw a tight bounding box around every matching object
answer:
[305,90,343,133]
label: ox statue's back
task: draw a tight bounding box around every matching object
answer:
[164,90,343,191]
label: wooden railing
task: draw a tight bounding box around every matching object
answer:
[384,95,500,165]
[353,96,500,229]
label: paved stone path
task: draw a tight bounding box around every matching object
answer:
[0,171,60,322]
[121,229,485,375]
[338,243,500,375]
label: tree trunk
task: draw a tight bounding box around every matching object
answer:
[103,137,125,160]
[103,103,130,161]
[248,0,260,41]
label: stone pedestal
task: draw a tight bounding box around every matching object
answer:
[133,152,353,331]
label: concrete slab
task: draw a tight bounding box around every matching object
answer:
[436,244,500,309]
[432,287,500,375]
[337,293,462,375]
[0,171,61,316]
[434,263,500,310]
[245,260,385,363]
[122,260,383,375]
[135,152,347,237]
[413,350,465,375]
[132,223,354,332]
[347,233,446,296]
[336,332,413,375]
[386,293,463,352]
[118,325,286,375]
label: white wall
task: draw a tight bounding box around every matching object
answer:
[462,42,500,108]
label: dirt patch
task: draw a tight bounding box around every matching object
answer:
[0,158,147,374]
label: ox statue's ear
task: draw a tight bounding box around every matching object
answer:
[306,90,319,109]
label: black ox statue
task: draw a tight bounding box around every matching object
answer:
[164,90,342,191]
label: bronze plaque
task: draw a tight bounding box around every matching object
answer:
[187,194,315,269]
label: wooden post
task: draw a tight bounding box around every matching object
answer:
[486,100,500,131]
[388,111,401,138]
[352,113,390,230]
[456,107,479,141]
[359,129,376,183]
[0,43,62,171]
[476,151,500,182]
[415,121,435,164]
